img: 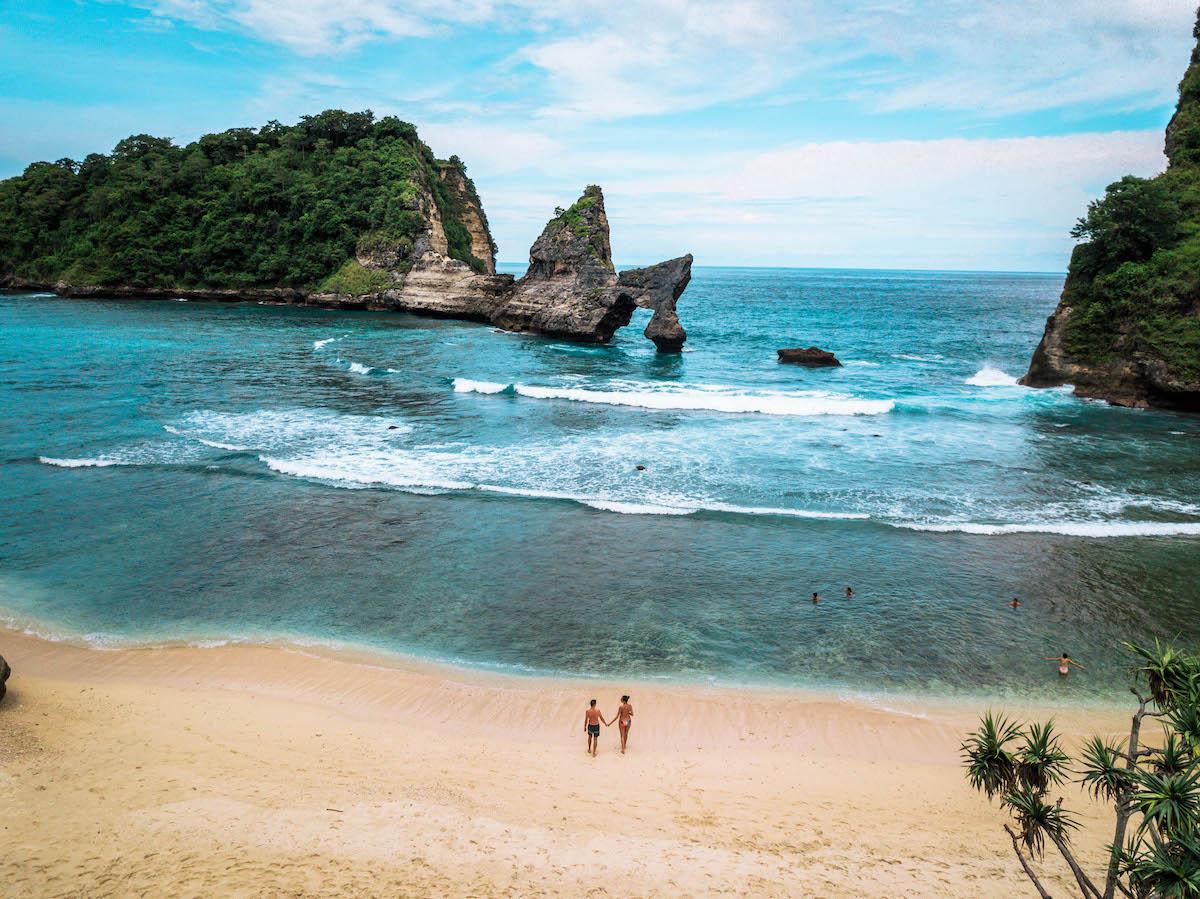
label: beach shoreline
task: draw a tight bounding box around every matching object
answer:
[1,626,1133,896]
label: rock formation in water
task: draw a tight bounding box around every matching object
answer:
[777,347,841,367]
[0,652,9,703]
[0,112,692,351]
[1021,12,1200,410]
[345,184,692,350]
[488,186,692,350]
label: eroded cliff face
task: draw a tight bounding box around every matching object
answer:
[1021,11,1200,410]
[437,163,496,274]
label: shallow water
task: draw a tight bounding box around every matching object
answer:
[2,267,1199,702]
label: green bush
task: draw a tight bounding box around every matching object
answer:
[317,260,394,296]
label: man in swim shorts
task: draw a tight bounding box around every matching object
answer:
[584,699,609,757]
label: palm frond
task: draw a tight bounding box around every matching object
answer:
[1002,787,1080,859]
[1080,735,1134,802]
[962,712,1021,800]
[1134,764,1200,841]
[1017,719,1070,793]
[1156,733,1195,777]
[1123,833,1200,898]
[1124,640,1200,710]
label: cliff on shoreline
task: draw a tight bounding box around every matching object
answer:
[0,111,692,351]
[1021,13,1200,410]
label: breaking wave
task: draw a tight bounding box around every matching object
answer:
[453,378,893,417]
[894,520,1200,538]
[965,365,1020,387]
[39,456,124,468]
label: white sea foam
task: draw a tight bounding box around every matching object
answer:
[163,424,248,452]
[347,361,374,375]
[965,365,1020,387]
[39,456,123,468]
[894,520,1200,537]
[892,353,946,363]
[453,378,893,417]
[699,502,870,520]
[313,337,338,350]
[453,378,509,394]
[260,454,474,492]
[582,500,697,515]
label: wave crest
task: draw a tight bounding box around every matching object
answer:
[965,365,1020,387]
[895,520,1200,537]
[453,378,893,417]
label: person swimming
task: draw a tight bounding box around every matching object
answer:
[1010,598,1022,609]
[1046,652,1083,677]
[614,694,634,754]
[812,592,820,604]
[844,587,854,598]
[584,699,609,756]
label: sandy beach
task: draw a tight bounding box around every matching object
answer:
[0,628,1137,897]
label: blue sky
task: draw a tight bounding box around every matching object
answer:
[1,1,1196,269]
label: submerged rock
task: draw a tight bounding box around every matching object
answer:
[778,347,842,367]
[0,652,9,703]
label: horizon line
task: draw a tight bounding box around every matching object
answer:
[498,261,1068,277]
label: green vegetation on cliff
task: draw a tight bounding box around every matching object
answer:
[1060,17,1200,384]
[0,109,486,290]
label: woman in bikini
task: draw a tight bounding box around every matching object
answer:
[1046,652,1084,677]
[614,695,634,754]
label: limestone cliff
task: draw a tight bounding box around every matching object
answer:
[437,161,496,274]
[385,185,692,350]
[1021,12,1200,410]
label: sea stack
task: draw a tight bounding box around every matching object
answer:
[0,652,10,703]
[490,186,693,351]
[1020,10,1200,410]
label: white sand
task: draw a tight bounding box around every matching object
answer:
[0,628,1130,896]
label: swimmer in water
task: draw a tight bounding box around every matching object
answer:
[812,592,820,604]
[1010,598,1022,609]
[845,587,854,598]
[1046,653,1083,677]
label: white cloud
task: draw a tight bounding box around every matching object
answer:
[141,0,499,53]
[140,1,1199,120]
[482,130,1168,269]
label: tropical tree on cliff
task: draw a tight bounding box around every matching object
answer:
[963,641,1200,898]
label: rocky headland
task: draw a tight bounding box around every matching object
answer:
[1021,12,1200,410]
[0,113,692,352]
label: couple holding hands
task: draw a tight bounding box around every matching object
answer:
[583,695,633,756]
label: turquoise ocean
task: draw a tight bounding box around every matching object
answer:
[3,266,1199,703]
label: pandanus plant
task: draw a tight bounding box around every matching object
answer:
[963,641,1200,898]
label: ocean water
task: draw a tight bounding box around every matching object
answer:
[3,266,1199,703]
